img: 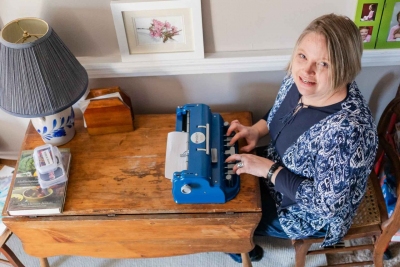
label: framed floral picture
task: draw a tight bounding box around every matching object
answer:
[110,0,204,62]
[375,0,400,49]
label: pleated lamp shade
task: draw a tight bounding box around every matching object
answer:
[0,17,88,118]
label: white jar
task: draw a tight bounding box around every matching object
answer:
[31,107,75,146]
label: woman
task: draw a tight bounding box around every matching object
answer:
[227,14,378,263]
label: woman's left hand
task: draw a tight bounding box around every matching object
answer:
[225,153,274,178]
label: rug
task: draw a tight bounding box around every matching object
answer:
[2,234,399,266]
[0,235,326,267]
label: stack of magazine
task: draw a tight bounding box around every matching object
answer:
[0,165,14,233]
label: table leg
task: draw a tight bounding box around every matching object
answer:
[241,253,252,267]
[39,257,49,267]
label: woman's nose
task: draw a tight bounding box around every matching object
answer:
[303,62,316,74]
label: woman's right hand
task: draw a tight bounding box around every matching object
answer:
[226,120,261,152]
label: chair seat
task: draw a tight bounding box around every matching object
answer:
[293,174,382,242]
[292,171,386,266]
[351,178,382,228]
[342,175,384,238]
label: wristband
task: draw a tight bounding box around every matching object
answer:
[266,163,280,180]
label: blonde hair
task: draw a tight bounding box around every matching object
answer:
[287,14,363,91]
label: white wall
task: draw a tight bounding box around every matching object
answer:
[0,0,399,159]
[0,0,359,56]
[87,66,400,121]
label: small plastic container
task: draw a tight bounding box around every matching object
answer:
[33,144,58,174]
[33,144,68,188]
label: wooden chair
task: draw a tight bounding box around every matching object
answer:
[291,96,400,267]
[0,228,25,267]
[0,161,50,267]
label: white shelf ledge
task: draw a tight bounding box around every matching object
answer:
[78,49,400,79]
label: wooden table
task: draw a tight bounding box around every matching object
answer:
[2,112,262,267]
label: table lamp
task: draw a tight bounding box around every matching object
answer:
[0,17,88,146]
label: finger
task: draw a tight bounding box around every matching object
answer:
[226,120,242,136]
[233,162,246,175]
[228,132,242,146]
[235,168,244,175]
[225,154,241,163]
[232,162,240,173]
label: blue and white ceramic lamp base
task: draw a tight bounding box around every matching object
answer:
[31,107,75,146]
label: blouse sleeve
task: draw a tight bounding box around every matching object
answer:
[274,168,305,202]
[293,119,376,218]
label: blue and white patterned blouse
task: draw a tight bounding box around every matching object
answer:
[265,75,378,246]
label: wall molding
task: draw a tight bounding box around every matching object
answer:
[78,49,400,79]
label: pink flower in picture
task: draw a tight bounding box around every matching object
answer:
[138,19,181,43]
[152,19,164,30]
[150,29,162,38]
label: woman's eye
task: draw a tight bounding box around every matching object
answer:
[319,62,328,68]
[299,54,306,59]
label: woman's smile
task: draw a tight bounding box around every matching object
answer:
[299,76,316,85]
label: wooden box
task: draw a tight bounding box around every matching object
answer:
[84,87,134,135]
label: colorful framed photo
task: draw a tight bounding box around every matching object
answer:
[354,0,385,49]
[376,0,400,49]
[110,0,204,62]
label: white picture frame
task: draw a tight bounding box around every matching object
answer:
[110,0,204,62]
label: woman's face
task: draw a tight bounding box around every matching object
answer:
[291,32,333,99]
[360,29,369,40]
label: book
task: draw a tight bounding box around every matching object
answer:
[0,165,14,234]
[7,148,71,216]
